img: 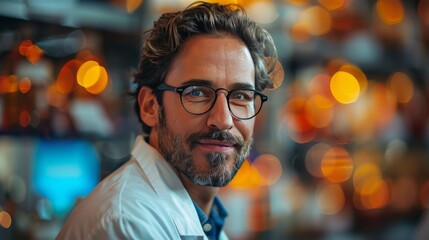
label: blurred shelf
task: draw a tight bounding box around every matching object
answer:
[0,0,143,33]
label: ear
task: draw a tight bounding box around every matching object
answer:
[138,86,159,127]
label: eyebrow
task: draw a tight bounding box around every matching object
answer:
[181,79,255,90]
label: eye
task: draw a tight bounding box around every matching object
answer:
[182,86,214,100]
[231,90,254,101]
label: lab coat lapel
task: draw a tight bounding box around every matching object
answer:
[132,136,207,239]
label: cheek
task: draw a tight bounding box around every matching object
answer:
[162,99,196,135]
[236,120,254,140]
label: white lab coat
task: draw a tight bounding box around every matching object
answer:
[56,135,228,240]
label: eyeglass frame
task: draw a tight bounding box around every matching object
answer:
[155,83,268,120]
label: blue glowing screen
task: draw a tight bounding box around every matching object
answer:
[32,139,100,216]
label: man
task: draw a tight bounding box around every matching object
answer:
[56,1,278,239]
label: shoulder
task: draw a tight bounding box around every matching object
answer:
[57,206,179,240]
[56,158,178,239]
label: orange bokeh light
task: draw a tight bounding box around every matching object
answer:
[1,75,19,93]
[353,163,382,194]
[305,94,334,128]
[76,60,109,95]
[19,77,31,94]
[318,0,345,11]
[252,154,283,186]
[126,0,143,12]
[290,22,311,43]
[376,0,405,25]
[229,159,255,188]
[26,45,44,64]
[85,66,109,95]
[368,83,397,126]
[390,177,418,212]
[19,111,31,128]
[301,6,332,36]
[418,0,429,26]
[419,180,429,208]
[360,179,390,209]
[387,71,414,104]
[316,182,346,215]
[321,146,353,183]
[284,97,313,132]
[19,40,33,56]
[57,59,82,94]
[0,211,12,228]
[287,0,310,6]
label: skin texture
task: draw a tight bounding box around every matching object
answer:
[138,34,256,215]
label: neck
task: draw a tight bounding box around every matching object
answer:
[177,172,218,216]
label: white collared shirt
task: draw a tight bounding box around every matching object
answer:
[56,135,228,240]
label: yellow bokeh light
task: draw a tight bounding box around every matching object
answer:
[77,60,99,87]
[82,66,101,88]
[229,160,253,188]
[387,71,414,103]
[376,0,404,25]
[353,163,381,194]
[339,64,368,94]
[86,66,109,95]
[318,0,345,11]
[316,182,345,215]
[321,146,353,183]
[301,6,332,36]
[229,156,281,189]
[330,71,360,104]
[0,211,12,228]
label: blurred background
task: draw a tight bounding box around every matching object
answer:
[0,0,428,239]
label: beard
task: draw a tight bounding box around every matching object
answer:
[157,107,252,187]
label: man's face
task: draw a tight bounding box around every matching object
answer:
[157,34,256,187]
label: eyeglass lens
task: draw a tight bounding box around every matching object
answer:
[180,85,262,119]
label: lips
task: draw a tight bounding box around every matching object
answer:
[198,139,234,147]
[188,130,243,151]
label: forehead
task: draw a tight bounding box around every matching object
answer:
[165,34,255,87]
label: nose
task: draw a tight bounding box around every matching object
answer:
[207,93,233,130]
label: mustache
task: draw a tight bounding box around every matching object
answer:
[188,130,244,150]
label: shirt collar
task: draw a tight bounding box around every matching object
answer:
[193,196,228,239]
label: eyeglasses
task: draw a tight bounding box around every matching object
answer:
[156,83,268,120]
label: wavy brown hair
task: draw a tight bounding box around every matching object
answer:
[133,1,278,135]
